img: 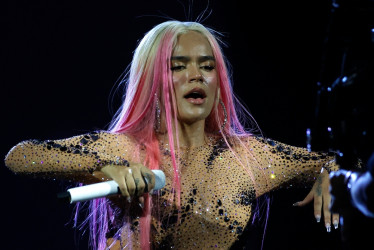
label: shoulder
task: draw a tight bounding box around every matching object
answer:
[94,130,138,147]
[228,134,304,156]
[85,131,141,162]
[227,134,264,148]
[214,134,266,155]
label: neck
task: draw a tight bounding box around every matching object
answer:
[157,119,208,148]
[177,120,207,148]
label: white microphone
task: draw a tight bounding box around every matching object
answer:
[57,170,165,203]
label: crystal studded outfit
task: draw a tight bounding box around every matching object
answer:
[5,131,338,249]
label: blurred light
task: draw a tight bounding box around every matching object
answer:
[306,128,311,152]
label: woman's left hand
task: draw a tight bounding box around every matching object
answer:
[293,168,340,232]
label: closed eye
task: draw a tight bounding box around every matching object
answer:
[201,65,215,71]
[171,65,185,71]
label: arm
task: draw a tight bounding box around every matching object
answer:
[4,131,136,184]
[4,130,156,205]
[249,136,338,195]
[246,136,339,230]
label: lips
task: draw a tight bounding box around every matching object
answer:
[183,88,207,99]
[183,88,207,105]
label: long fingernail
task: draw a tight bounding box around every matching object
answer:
[333,220,339,229]
[149,189,154,194]
[315,215,321,223]
[326,223,331,233]
[292,202,299,206]
[127,197,132,203]
[139,202,144,209]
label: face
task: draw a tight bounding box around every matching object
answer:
[170,31,219,125]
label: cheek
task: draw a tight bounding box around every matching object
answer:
[206,75,219,97]
[204,72,218,88]
[172,72,186,86]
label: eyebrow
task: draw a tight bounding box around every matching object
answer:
[170,55,215,62]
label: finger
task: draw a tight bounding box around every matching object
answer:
[332,213,339,229]
[314,193,323,223]
[125,168,136,197]
[323,198,332,232]
[141,168,156,192]
[293,190,314,207]
[114,175,130,200]
[323,177,333,232]
[132,167,146,196]
[329,195,340,213]
[139,196,144,209]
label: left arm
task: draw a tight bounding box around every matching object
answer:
[246,136,339,231]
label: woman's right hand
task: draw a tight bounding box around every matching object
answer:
[99,162,156,204]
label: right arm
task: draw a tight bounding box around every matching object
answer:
[4,131,136,184]
[4,130,156,200]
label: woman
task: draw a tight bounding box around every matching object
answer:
[5,21,339,249]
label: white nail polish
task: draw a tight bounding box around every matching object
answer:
[316,215,321,223]
[326,223,331,233]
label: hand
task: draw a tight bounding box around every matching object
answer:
[293,169,340,232]
[100,162,156,207]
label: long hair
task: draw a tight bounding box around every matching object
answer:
[84,20,266,249]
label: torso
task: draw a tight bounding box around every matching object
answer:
[5,130,338,249]
[109,135,265,249]
[153,137,257,249]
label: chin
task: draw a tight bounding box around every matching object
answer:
[178,112,210,124]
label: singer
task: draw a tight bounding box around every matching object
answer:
[4,20,346,249]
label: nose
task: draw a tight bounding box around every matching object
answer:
[188,65,203,83]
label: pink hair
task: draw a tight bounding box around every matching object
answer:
[78,21,267,249]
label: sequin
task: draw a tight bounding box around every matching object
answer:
[4,131,341,249]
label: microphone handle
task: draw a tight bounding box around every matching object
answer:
[57,169,165,203]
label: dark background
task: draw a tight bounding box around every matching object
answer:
[1,0,373,249]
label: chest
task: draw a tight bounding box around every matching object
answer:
[157,148,255,227]
[150,148,257,248]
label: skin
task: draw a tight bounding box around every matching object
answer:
[100,30,338,231]
[295,168,340,231]
[170,30,219,148]
[101,31,219,204]
[157,30,220,147]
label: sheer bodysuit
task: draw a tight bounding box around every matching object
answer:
[5,131,338,249]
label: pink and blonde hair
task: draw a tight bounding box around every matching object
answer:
[82,20,264,249]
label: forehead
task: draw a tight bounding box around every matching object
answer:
[172,31,213,56]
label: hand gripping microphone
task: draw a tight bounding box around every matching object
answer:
[57,170,165,203]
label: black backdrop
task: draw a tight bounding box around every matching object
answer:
[1,0,372,249]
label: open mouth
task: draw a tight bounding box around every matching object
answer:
[183,88,207,99]
[183,88,207,104]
